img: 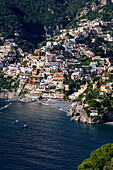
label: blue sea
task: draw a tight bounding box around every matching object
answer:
[0,99,113,170]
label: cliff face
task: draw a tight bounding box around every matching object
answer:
[69,102,105,124]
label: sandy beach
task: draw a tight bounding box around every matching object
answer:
[37,99,72,114]
[4,96,72,114]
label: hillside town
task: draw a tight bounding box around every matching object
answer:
[1,18,113,123]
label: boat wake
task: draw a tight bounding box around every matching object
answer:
[0,103,12,111]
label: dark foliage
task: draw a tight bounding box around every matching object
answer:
[78,143,113,170]
[0,0,92,52]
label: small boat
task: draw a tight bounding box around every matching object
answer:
[15,120,20,123]
[23,124,28,128]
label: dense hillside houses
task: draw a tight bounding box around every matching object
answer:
[1,17,113,122]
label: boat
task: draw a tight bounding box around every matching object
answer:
[23,124,28,128]
[15,120,20,123]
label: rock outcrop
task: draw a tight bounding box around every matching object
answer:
[69,102,105,124]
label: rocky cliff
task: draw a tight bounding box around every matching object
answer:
[69,101,105,124]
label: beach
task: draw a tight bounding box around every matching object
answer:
[37,99,72,114]
[4,95,72,114]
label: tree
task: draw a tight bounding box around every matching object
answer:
[78,144,113,170]
[63,95,69,100]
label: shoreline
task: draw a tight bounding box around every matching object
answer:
[3,96,72,114]
[37,99,72,114]
[2,97,113,125]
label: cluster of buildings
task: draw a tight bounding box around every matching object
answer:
[0,39,18,68]
[1,18,113,101]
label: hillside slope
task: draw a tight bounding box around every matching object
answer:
[1,0,113,52]
[0,0,92,52]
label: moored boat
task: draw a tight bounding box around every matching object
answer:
[23,124,28,128]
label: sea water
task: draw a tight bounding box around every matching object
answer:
[0,99,113,170]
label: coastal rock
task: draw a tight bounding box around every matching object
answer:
[69,101,106,124]
[91,118,105,124]
[87,118,92,124]
[71,116,80,122]
[66,113,71,116]
[71,102,77,107]
[80,117,87,123]
[71,116,76,121]
[69,108,75,116]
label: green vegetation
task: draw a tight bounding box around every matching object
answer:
[87,98,100,108]
[76,37,89,44]
[83,107,91,117]
[65,33,74,39]
[0,71,19,92]
[0,0,113,53]
[78,55,92,65]
[63,72,87,100]
[0,0,96,52]
[64,73,86,91]
[82,74,113,117]
[85,4,113,21]
[84,84,104,116]
[49,86,56,89]
[73,94,84,102]
[78,143,113,170]
[63,95,69,100]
